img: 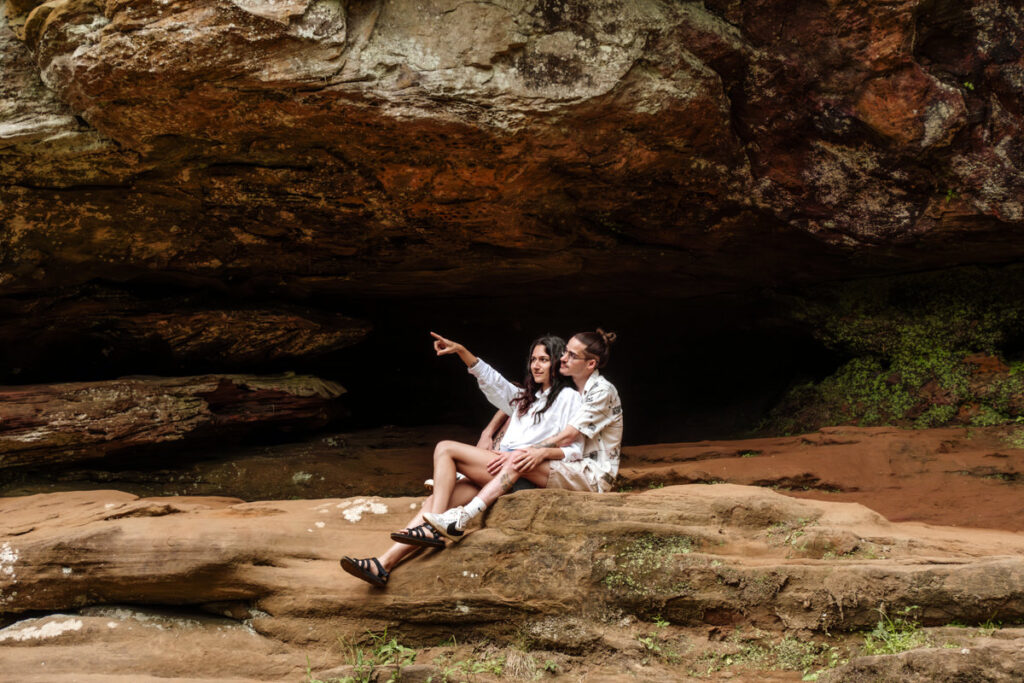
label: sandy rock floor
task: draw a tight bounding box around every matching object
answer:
[2,426,1024,681]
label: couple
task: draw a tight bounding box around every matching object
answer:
[340,328,623,587]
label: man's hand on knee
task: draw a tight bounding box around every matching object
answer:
[487,450,515,475]
[511,447,545,473]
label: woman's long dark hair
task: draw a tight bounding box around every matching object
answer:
[510,334,574,421]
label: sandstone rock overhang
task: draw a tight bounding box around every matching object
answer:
[2,0,1024,305]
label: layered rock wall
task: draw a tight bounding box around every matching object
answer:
[3,0,1024,304]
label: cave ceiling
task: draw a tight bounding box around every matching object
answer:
[3,0,1024,366]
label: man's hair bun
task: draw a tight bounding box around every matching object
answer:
[575,328,618,368]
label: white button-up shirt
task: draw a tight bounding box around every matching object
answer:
[469,358,583,460]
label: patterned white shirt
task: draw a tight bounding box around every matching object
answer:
[549,370,623,493]
[469,359,583,460]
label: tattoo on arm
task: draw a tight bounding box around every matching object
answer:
[499,472,514,492]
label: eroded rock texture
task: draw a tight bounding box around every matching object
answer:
[0,373,344,468]
[0,424,473,499]
[5,424,1024,535]
[3,0,1024,307]
[2,485,1024,680]
[7,6,1024,678]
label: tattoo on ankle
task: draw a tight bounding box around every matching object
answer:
[500,472,513,492]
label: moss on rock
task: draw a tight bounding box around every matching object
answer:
[768,266,1024,433]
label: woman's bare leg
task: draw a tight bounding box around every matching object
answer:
[420,462,552,543]
[346,441,511,581]
[429,440,502,514]
[378,480,480,571]
[476,462,551,506]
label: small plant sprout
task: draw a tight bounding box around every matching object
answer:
[863,605,930,655]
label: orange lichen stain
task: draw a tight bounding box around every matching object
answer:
[375,165,435,195]
[854,67,929,146]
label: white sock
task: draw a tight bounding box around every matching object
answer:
[463,496,487,521]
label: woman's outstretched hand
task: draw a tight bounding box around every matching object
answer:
[431,332,479,368]
[431,331,462,356]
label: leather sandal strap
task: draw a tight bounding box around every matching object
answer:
[370,557,389,580]
[411,523,441,539]
[354,557,385,581]
[397,523,442,540]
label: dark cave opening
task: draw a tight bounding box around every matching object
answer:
[319,291,841,445]
[0,285,843,447]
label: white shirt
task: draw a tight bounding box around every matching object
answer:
[469,358,583,460]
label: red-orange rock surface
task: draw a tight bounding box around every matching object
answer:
[2,485,1024,681]
[5,424,1023,534]
[6,3,1024,678]
[3,0,1024,306]
[623,425,1024,531]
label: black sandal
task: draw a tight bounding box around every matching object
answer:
[340,556,389,587]
[390,522,446,549]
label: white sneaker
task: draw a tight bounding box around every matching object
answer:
[424,472,467,489]
[423,506,471,542]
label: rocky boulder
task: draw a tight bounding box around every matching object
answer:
[0,373,344,469]
[3,485,1024,679]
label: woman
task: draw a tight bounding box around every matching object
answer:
[340,332,582,587]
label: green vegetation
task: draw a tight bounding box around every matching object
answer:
[692,631,843,679]
[603,533,694,600]
[429,651,506,681]
[767,267,1024,434]
[765,518,814,554]
[799,643,847,681]
[862,606,930,655]
[1004,425,1024,449]
[305,634,569,683]
[973,617,1002,636]
[638,616,683,664]
[305,658,333,683]
[693,640,771,675]
[969,404,1006,427]
[305,629,417,683]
